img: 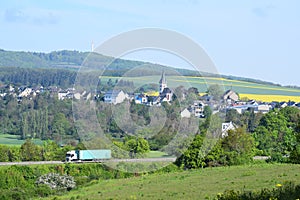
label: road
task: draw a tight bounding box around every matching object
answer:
[0,157,177,166]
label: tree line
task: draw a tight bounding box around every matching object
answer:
[175,106,300,169]
[0,92,77,143]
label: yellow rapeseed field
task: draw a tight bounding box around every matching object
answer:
[145,91,159,96]
[239,94,300,102]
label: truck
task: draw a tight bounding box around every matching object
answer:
[65,149,111,162]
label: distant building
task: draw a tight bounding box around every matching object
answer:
[74,93,81,100]
[58,91,69,100]
[159,70,167,93]
[135,94,148,104]
[154,71,173,105]
[18,87,32,98]
[223,90,239,104]
[104,90,128,104]
[188,100,205,118]
[255,104,270,114]
[227,103,270,114]
[221,122,236,138]
[287,101,296,107]
[280,102,288,108]
[180,108,191,118]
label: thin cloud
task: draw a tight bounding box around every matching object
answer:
[252,4,276,18]
[4,8,28,22]
[3,7,60,25]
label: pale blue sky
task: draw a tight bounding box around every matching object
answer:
[1,0,300,86]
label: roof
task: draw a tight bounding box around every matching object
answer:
[161,87,172,94]
[223,90,235,96]
[105,90,123,97]
[135,94,147,99]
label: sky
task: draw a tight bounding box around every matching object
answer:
[1,0,300,86]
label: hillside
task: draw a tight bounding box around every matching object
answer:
[0,49,296,88]
[43,163,300,200]
[0,49,193,75]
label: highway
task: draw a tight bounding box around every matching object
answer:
[0,157,177,166]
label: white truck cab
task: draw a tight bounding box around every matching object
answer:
[65,150,78,162]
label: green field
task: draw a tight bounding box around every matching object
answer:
[102,76,300,96]
[44,163,300,200]
[145,151,170,158]
[0,134,43,146]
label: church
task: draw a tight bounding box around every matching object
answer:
[154,71,173,104]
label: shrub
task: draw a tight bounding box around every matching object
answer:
[36,173,76,191]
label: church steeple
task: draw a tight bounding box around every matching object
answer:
[159,70,167,93]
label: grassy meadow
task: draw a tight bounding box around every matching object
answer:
[0,134,43,146]
[44,163,300,200]
[101,76,300,102]
[145,151,170,158]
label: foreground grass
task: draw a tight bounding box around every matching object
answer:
[45,163,300,200]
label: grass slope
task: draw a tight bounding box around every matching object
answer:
[102,76,300,99]
[46,163,300,200]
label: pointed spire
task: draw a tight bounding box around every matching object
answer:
[159,70,167,93]
[159,70,166,84]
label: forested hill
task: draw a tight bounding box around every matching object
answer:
[0,49,294,88]
[0,49,88,69]
[0,49,198,75]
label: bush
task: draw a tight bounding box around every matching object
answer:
[267,152,288,163]
[36,173,76,191]
[289,145,300,164]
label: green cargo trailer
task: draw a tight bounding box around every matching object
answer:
[66,149,111,162]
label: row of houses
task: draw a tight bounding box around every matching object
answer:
[0,85,45,100]
[103,71,173,106]
[0,84,93,101]
[1,73,300,116]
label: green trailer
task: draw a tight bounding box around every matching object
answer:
[66,149,111,162]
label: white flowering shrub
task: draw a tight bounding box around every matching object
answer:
[36,173,76,191]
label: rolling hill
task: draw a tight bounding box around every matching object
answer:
[0,49,290,85]
[0,49,300,101]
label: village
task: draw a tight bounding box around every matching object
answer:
[1,72,300,117]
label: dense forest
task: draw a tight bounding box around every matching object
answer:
[0,92,77,143]
[0,67,77,88]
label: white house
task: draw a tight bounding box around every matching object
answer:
[223,90,239,104]
[221,121,236,138]
[104,90,128,104]
[74,93,81,100]
[58,91,69,100]
[192,101,205,118]
[180,108,191,118]
[135,94,148,104]
[255,104,270,114]
[280,102,288,108]
[18,87,32,98]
